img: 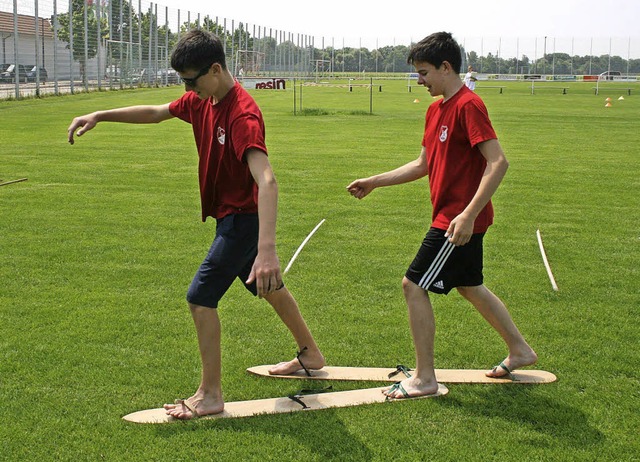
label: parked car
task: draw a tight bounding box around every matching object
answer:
[131,68,147,84]
[598,71,621,81]
[156,68,180,85]
[105,64,121,81]
[106,65,140,83]
[26,66,48,83]
[0,64,29,83]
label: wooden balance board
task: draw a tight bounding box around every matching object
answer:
[122,384,449,423]
[247,365,557,384]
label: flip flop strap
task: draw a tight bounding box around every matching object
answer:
[287,395,309,409]
[386,382,410,400]
[175,398,199,417]
[496,362,516,381]
[388,364,413,379]
[296,346,311,377]
[396,383,410,398]
[296,386,333,395]
[287,386,333,409]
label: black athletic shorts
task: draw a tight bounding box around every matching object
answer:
[405,227,485,294]
[187,213,259,308]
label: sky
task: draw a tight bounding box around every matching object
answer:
[155,0,639,50]
[10,0,638,58]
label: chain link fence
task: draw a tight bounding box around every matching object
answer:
[1,0,639,100]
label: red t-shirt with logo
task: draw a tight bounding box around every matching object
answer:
[422,85,497,233]
[169,82,267,221]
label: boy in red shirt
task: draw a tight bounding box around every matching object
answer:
[347,32,537,398]
[68,30,324,419]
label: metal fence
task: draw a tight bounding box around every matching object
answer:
[1,0,639,100]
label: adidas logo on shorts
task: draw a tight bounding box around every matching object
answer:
[433,280,445,290]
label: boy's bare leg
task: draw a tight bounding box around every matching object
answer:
[457,285,538,377]
[263,287,325,375]
[385,277,439,398]
[163,304,225,419]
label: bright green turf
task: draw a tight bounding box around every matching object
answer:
[0,79,638,461]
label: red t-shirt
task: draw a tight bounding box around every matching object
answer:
[169,82,267,221]
[422,86,497,233]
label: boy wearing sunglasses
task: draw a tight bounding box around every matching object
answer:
[68,30,324,419]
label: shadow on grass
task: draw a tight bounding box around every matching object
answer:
[153,407,372,460]
[437,385,604,447]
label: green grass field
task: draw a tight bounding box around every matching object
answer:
[1,79,638,461]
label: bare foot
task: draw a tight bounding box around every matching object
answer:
[268,347,325,375]
[486,349,538,378]
[163,393,224,420]
[383,376,439,399]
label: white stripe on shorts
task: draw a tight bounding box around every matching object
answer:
[418,239,455,290]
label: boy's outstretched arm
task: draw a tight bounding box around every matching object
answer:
[67,103,173,144]
[347,147,428,199]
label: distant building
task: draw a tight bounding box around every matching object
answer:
[0,10,97,80]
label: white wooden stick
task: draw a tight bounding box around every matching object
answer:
[536,228,558,291]
[284,219,326,275]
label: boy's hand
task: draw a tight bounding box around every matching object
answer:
[67,114,98,144]
[346,178,375,199]
[247,250,283,298]
[445,213,474,246]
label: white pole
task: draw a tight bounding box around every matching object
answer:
[536,229,558,291]
[627,37,631,76]
[284,219,326,275]
[516,37,519,75]
[571,37,574,75]
[608,37,612,73]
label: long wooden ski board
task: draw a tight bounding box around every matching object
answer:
[122,384,449,424]
[246,365,557,384]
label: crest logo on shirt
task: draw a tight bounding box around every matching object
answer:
[217,127,226,145]
[439,125,448,142]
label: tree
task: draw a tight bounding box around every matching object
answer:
[467,51,479,71]
[54,0,108,83]
[138,10,175,65]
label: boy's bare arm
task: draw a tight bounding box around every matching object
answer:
[245,148,282,297]
[67,103,173,144]
[446,139,509,246]
[347,147,428,199]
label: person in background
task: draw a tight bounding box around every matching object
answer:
[464,65,477,90]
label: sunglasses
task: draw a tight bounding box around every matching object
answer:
[180,63,213,87]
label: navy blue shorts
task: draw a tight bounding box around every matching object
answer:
[187,214,259,308]
[405,227,484,294]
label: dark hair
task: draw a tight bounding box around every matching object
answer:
[407,32,462,74]
[170,30,226,72]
